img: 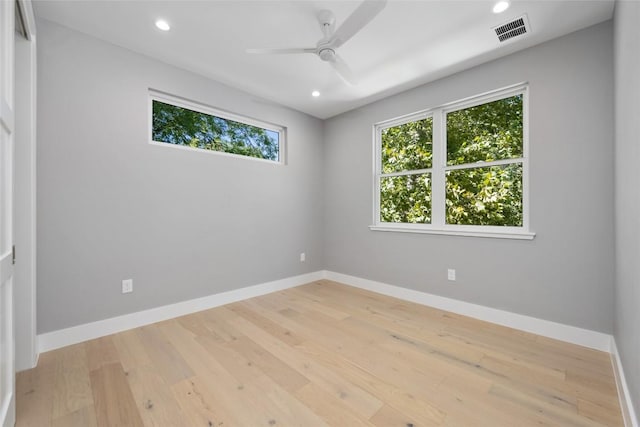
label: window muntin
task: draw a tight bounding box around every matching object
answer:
[150,92,285,163]
[378,115,433,224]
[444,94,524,227]
[373,85,530,237]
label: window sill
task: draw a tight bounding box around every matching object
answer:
[369,225,536,240]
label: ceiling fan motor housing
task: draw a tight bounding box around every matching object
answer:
[318,48,336,62]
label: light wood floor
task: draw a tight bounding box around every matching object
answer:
[16,280,623,426]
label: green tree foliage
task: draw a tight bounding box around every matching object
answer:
[380,95,523,227]
[380,174,431,223]
[446,95,523,165]
[152,101,279,161]
[446,164,522,226]
[381,118,432,173]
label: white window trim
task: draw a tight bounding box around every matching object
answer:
[148,89,287,165]
[371,83,534,240]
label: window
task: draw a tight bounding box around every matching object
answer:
[149,91,285,163]
[372,84,533,239]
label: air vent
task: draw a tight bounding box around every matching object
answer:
[493,14,530,43]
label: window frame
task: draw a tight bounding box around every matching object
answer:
[148,89,287,165]
[371,83,534,240]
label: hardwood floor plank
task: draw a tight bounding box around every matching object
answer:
[435,372,518,426]
[226,335,310,392]
[165,346,261,426]
[229,314,385,419]
[135,324,194,385]
[295,382,377,427]
[111,329,153,373]
[228,302,304,346]
[85,336,120,372]
[577,397,625,426]
[197,306,242,342]
[51,405,98,427]
[475,355,578,412]
[51,343,94,419]
[171,377,242,427]
[125,364,188,427]
[15,351,56,427]
[162,318,329,426]
[176,312,213,337]
[15,281,624,426]
[197,334,331,426]
[487,383,606,427]
[293,339,449,426]
[90,362,144,427]
[280,287,351,320]
[369,404,423,427]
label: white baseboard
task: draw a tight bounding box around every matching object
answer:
[611,338,639,427]
[34,268,635,423]
[322,270,613,352]
[37,271,324,354]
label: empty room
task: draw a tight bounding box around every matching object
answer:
[0,0,638,425]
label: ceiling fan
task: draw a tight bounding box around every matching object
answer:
[246,0,388,85]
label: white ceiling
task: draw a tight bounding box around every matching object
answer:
[34,0,614,119]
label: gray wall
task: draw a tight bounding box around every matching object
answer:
[38,18,618,339]
[324,22,615,333]
[614,0,640,417]
[37,19,325,333]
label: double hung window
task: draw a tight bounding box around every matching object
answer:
[372,85,532,239]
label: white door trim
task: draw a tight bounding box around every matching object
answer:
[14,0,38,372]
[0,0,16,424]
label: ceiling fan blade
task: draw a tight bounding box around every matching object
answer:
[246,48,316,55]
[329,0,387,48]
[329,54,356,85]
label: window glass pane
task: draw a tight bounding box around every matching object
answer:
[446,95,522,166]
[380,173,431,224]
[381,117,432,173]
[446,163,522,226]
[152,100,279,161]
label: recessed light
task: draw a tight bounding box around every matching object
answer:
[311,90,320,97]
[155,19,171,31]
[492,1,510,13]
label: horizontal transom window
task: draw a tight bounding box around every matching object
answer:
[149,90,285,164]
[372,84,533,239]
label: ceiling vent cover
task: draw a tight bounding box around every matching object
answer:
[493,14,530,42]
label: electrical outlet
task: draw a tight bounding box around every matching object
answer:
[300,252,306,262]
[122,279,133,294]
[447,269,456,281]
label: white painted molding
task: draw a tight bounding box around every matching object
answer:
[611,338,639,427]
[14,18,38,373]
[322,270,613,352]
[33,268,636,424]
[37,271,324,353]
[37,268,619,368]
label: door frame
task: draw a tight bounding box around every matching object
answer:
[14,0,38,372]
[0,0,16,424]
